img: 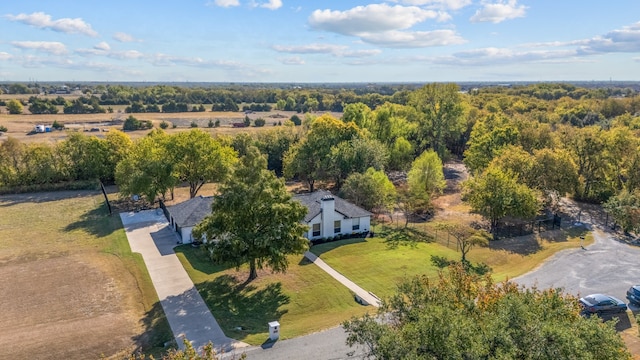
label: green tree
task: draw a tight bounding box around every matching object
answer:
[407,150,446,204]
[169,129,237,198]
[6,99,23,114]
[193,147,309,281]
[340,167,396,214]
[439,224,491,262]
[328,137,389,188]
[58,133,111,181]
[409,83,465,158]
[254,128,300,176]
[604,189,640,233]
[463,166,539,230]
[388,137,414,171]
[115,130,177,202]
[464,114,520,174]
[344,265,631,360]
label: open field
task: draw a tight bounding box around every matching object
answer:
[175,246,371,346]
[0,109,310,144]
[0,191,171,359]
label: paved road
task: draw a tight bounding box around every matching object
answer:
[515,228,640,310]
[120,210,249,353]
[223,326,367,360]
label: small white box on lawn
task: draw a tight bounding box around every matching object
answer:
[268,321,280,341]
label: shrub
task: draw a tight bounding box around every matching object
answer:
[290,114,302,126]
[190,121,198,128]
[254,118,266,127]
[430,255,453,269]
[0,125,7,132]
[244,115,251,127]
[123,115,153,131]
[52,120,64,130]
[214,119,220,127]
[172,123,177,129]
[208,119,214,128]
[159,121,169,129]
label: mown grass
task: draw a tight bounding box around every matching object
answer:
[310,235,460,299]
[311,225,593,300]
[175,245,371,345]
[0,191,172,356]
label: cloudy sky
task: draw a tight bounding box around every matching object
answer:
[1,1,640,82]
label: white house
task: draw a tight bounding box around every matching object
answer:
[293,190,372,241]
[163,190,372,244]
[163,195,213,244]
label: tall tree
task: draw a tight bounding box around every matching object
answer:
[115,130,177,202]
[169,129,237,198]
[328,137,389,188]
[344,265,631,360]
[409,83,465,159]
[407,150,446,204]
[193,147,309,281]
[463,165,539,230]
[340,167,396,215]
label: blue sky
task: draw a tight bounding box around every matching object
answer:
[1,1,639,82]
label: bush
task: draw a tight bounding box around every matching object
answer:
[214,119,220,127]
[190,121,198,128]
[52,120,64,130]
[123,115,153,131]
[0,125,7,132]
[208,119,214,128]
[254,118,266,127]
[430,255,453,269]
[159,121,169,129]
[290,114,302,126]
[172,123,177,129]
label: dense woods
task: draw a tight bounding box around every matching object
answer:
[2,81,640,232]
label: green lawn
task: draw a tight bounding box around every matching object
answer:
[310,235,461,299]
[175,246,371,345]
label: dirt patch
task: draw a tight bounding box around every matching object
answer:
[0,254,138,359]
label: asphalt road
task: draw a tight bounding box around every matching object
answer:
[515,228,640,311]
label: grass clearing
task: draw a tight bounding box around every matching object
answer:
[310,236,460,299]
[0,191,171,359]
[175,245,371,345]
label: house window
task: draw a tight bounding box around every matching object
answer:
[352,217,360,231]
[312,223,321,237]
[334,220,341,234]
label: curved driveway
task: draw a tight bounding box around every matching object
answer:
[515,229,640,309]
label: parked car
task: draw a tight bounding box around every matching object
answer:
[627,286,640,306]
[579,294,627,315]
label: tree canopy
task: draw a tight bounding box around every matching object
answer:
[193,146,309,281]
[344,265,631,360]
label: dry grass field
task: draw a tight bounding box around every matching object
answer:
[0,109,307,144]
[0,190,170,359]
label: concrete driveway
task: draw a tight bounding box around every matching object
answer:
[120,210,249,355]
[515,228,640,310]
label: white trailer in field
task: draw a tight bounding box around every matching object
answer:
[34,124,51,133]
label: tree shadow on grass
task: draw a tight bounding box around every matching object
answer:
[0,189,99,207]
[378,226,433,250]
[490,227,590,256]
[132,301,174,356]
[63,202,120,238]
[197,275,290,341]
[174,245,233,275]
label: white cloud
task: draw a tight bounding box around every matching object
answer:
[360,29,465,48]
[260,0,283,10]
[577,22,640,54]
[470,0,527,24]
[280,57,305,65]
[5,12,97,37]
[272,43,382,57]
[0,52,13,61]
[113,32,141,43]
[209,0,240,8]
[433,47,578,66]
[94,42,111,52]
[272,43,346,54]
[109,50,144,60]
[393,0,472,10]
[309,4,439,36]
[11,41,68,55]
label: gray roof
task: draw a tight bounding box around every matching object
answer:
[293,190,372,223]
[166,196,214,228]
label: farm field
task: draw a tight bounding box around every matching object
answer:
[0,109,309,144]
[0,191,171,359]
